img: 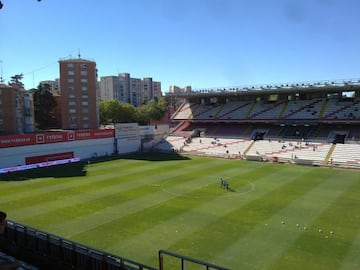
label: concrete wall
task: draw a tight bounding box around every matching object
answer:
[0,138,115,168]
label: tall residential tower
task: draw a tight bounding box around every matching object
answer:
[59,58,98,129]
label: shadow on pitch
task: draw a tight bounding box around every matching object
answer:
[119,152,190,161]
[0,162,88,181]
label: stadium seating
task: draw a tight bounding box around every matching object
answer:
[281,99,324,119]
[181,137,252,158]
[322,98,360,120]
[330,143,360,166]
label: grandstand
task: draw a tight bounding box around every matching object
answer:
[2,78,360,270]
[161,78,360,169]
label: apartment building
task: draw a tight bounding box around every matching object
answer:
[59,58,99,130]
[0,84,34,134]
[168,85,192,93]
[39,79,60,95]
[98,73,162,107]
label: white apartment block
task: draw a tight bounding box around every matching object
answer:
[99,73,162,107]
[39,79,60,95]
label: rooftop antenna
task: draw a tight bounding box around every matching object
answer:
[78,49,81,59]
[0,60,4,84]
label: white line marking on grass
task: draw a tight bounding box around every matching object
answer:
[233,182,256,195]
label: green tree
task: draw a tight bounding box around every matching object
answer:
[9,73,24,88]
[99,98,167,126]
[32,83,57,129]
[99,100,138,124]
[145,97,168,125]
[136,104,150,125]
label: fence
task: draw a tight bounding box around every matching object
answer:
[158,250,229,270]
[4,220,157,270]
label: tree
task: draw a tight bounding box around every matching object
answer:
[99,100,138,125]
[9,73,24,88]
[98,98,168,126]
[32,83,57,129]
[145,97,168,125]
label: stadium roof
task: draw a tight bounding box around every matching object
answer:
[166,78,360,98]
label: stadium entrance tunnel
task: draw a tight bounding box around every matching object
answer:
[333,134,346,144]
[251,131,265,141]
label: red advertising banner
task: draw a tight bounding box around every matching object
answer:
[25,152,74,165]
[0,129,115,148]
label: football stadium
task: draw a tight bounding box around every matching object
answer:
[1,79,360,270]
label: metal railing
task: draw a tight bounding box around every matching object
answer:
[4,220,157,270]
[159,250,229,270]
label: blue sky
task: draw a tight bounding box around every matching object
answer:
[1,0,360,92]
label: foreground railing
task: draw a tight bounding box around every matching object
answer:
[159,250,229,270]
[4,220,157,270]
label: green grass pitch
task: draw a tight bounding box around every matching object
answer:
[1,153,360,269]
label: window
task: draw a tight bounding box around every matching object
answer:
[69,101,76,106]
[80,63,87,68]
[68,87,74,91]
[70,124,77,129]
[68,78,75,83]
[69,109,76,113]
[69,116,76,121]
[81,101,88,106]
[81,94,88,99]
[80,70,87,76]
[81,86,88,92]
[69,94,76,98]
[68,70,75,76]
[67,63,74,68]
[82,108,89,113]
[0,99,2,105]
[82,123,89,129]
[80,78,88,83]
[82,116,89,121]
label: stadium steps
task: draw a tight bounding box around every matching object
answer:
[319,99,329,118]
[245,101,256,119]
[249,100,286,119]
[171,121,191,136]
[214,104,225,119]
[189,103,199,119]
[193,104,221,119]
[282,99,323,119]
[243,140,255,155]
[323,143,336,165]
[323,100,360,119]
[171,102,193,120]
[218,102,252,119]
[278,101,288,118]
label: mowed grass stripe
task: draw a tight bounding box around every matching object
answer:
[162,167,327,268]
[213,171,358,269]
[0,156,205,207]
[37,158,232,235]
[2,155,360,270]
[0,156,197,203]
[102,165,310,266]
[65,160,285,246]
[65,160,276,250]
[7,157,220,224]
[0,159,137,191]
[271,176,360,270]
[0,160,149,203]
